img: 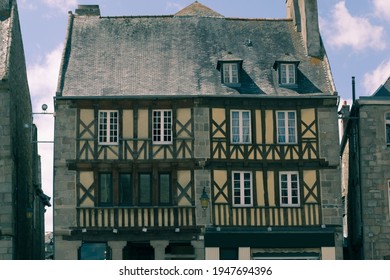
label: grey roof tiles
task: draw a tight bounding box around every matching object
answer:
[57,2,336,98]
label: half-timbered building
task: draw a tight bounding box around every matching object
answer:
[53,1,343,260]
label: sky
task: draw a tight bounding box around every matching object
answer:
[15,0,390,232]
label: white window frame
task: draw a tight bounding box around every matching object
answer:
[276,110,297,144]
[98,110,119,145]
[279,171,300,207]
[280,63,296,85]
[152,110,173,145]
[223,63,239,84]
[231,110,251,144]
[232,171,253,207]
[385,113,390,146]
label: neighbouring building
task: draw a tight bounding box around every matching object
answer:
[0,0,50,260]
[341,76,390,259]
[53,0,343,260]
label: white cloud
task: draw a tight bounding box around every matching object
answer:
[28,44,63,110]
[322,1,386,51]
[19,0,38,10]
[374,0,390,20]
[27,45,63,232]
[42,0,77,13]
[363,59,390,94]
[166,2,184,12]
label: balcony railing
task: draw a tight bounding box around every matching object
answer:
[76,206,196,229]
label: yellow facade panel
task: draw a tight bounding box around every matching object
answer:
[255,110,262,144]
[301,109,316,138]
[267,171,275,206]
[138,110,149,138]
[304,170,318,203]
[265,110,274,144]
[256,171,265,206]
[177,108,192,138]
[79,109,94,138]
[212,108,226,138]
[123,110,134,138]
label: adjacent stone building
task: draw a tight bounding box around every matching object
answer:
[341,76,390,259]
[54,0,343,260]
[0,0,50,259]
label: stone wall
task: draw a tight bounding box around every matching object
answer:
[53,101,77,259]
[359,105,390,259]
[317,106,343,227]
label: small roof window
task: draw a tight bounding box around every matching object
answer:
[273,54,300,86]
[217,52,243,88]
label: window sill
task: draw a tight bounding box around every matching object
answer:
[223,83,241,88]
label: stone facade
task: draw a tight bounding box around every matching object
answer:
[341,85,390,259]
[0,0,49,259]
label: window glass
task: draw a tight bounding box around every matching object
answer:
[79,243,111,260]
[159,174,171,204]
[280,172,300,206]
[280,63,295,85]
[139,174,152,205]
[232,171,252,206]
[153,110,172,144]
[99,173,112,205]
[277,111,296,144]
[98,110,118,145]
[119,174,132,206]
[231,110,251,144]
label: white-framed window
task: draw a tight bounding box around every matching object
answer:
[385,113,390,146]
[277,111,297,144]
[98,110,118,145]
[280,172,300,207]
[280,63,296,85]
[232,171,253,207]
[152,110,172,144]
[223,63,239,84]
[231,110,251,144]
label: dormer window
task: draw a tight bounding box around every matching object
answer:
[280,63,296,85]
[273,55,300,87]
[223,63,239,84]
[217,52,243,87]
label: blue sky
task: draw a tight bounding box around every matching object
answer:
[16,0,390,231]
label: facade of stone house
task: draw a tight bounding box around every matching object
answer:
[0,0,50,260]
[341,76,390,259]
[53,0,343,260]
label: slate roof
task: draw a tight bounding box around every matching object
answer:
[57,2,336,97]
[372,76,390,98]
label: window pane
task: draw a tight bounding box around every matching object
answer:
[139,174,151,205]
[277,112,286,143]
[119,174,132,206]
[242,112,250,143]
[288,64,295,83]
[159,174,171,204]
[99,111,107,143]
[99,173,112,205]
[231,111,240,143]
[281,64,287,84]
[386,123,390,144]
[109,111,118,143]
[153,111,161,142]
[223,64,230,83]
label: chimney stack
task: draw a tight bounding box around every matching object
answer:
[75,5,101,16]
[286,0,321,58]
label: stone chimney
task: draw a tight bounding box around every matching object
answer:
[75,5,100,16]
[286,0,321,58]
